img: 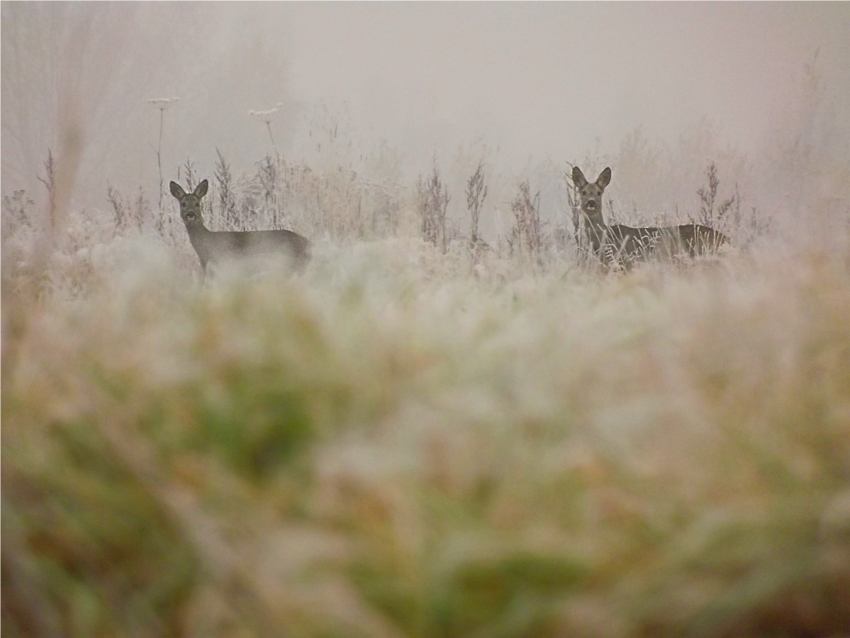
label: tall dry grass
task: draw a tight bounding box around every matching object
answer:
[6,6,848,636]
[3,223,850,637]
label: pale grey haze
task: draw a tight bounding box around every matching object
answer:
[3,2,849,237]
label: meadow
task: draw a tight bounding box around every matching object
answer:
[3,146,850,638]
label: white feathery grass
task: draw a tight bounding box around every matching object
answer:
[4,222,850,636]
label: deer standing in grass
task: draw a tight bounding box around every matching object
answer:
[170,179,310,278]
[572,166,728,270]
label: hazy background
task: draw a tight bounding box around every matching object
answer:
[3,2,849,240]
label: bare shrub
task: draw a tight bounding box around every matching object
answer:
[698,161,738,231]
[368,180,404,238]
[466,159,491,266]
[508,180,543,269]
[257,154,280,226]
[696,160,773,248]
[214,147,239,230]
[106,184,146,234]
[177,157,198,193]
[2,190,35,231]
[36,149,57,231]
[417,162,450,254]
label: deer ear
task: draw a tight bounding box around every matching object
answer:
[194,180,209,198]
[597,167,612,189]
[169,181,186,198]
[572,166,588,188]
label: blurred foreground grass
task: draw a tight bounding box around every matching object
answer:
[4,238,850,637]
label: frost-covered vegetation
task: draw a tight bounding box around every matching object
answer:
[4,4,850,636]
[4,125,850,637]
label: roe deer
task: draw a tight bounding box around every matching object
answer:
[170,179,310,277]
[572,166,728,270]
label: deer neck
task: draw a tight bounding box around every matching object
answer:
[184,221,215,264]
[582,208,609,254]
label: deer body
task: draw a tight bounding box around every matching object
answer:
[170,180,310,276]
[572,166,727,269]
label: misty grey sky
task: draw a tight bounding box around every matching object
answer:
[2,1,849,217]
[280,2,850,163]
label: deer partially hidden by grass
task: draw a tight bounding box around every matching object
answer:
[170,179,310,278]
[572,166,728,270]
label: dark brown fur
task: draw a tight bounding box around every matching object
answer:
[572,166,728,269]
[170,180,311,277]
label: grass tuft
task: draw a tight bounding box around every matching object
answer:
[3,233,850,637]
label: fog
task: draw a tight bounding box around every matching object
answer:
[3,2,849,239]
